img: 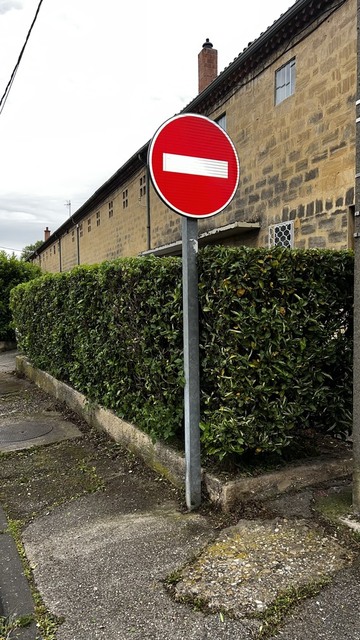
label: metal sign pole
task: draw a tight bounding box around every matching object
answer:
[353,1,360,514]
[182,216,201,510]
[148,114,239,510]
[353,213,360,514]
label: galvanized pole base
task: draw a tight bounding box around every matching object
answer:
[182,216,201,510]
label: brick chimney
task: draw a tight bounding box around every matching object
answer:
[44,226,51,241]
[198,39,218,94]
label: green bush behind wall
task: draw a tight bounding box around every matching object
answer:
[10,247,353,460]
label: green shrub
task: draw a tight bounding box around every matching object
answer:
[10,247,353,461]
[0,251,41,341]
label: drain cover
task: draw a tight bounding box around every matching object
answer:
[0,422,53,443]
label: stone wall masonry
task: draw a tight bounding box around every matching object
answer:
[39,238,61,273]
[77,173,149,266]
[40,170,151,273]
[61,228,78,272]
[209,0,356,250]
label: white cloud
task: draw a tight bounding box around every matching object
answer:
[0,0,22,15]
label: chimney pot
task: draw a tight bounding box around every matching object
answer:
[202,38,213,49]
[44,226,51,241]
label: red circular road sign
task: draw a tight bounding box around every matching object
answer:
[148,113,240,219]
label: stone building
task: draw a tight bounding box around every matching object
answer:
[31,0,356,273]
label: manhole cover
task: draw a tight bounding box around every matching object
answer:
[0,422,54,443]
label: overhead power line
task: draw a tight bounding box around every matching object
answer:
[0,245,21,252]
[0,0,45,116]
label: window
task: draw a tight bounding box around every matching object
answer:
[88,218,92,233]
[122,189,128,209]
[269,221,294,248]
[79,223,83,238]
[139,175,146,198]
[275,59,295,105]
[72,230,75,243]
[109,200,114,218]
[215,113,226,131]
[96,211,101,227]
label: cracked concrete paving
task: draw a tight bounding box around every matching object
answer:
[22,491,258,640]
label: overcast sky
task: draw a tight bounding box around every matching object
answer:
[0,0,295,256]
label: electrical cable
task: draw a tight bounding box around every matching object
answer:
[0,245,21,252]
[0,0,45,116]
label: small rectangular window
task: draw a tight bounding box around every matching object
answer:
[275,59,296,105]
[139,175,146,198]
[96,211,101,227]
[123,189,128,209]
[108,200,114,218]
[269,221,294,248]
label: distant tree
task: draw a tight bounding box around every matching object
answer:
[0,251,41,341]
[20,240,43,261]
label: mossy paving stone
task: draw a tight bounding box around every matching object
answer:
[174,518,355,619]
[0,440,102,521]
[0,435,183,524]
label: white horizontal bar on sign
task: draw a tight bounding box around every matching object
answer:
[163,153,228,179]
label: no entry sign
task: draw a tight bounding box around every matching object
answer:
[148,113,239,219]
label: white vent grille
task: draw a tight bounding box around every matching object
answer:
[269,221,294,248]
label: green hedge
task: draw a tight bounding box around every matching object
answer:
[10,247,353,461]
[0,251,41,341]
[198,246,353,458]
[11,258,184,442]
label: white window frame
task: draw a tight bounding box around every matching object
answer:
[275,59,296,105]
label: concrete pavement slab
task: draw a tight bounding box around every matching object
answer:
[174,517,353,618]
[0,350,17,373]
[22,490,257,640]
[271,562,360,640]
[0,377,33,395]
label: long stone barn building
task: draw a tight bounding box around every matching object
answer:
[30,0,357,273]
